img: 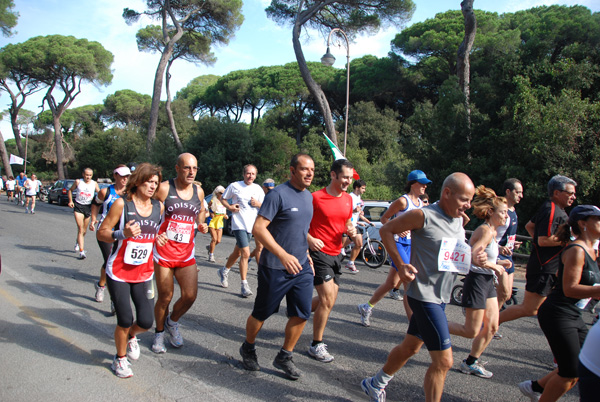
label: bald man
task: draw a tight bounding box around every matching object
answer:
[361,173,486,402]
[152,153,208,354]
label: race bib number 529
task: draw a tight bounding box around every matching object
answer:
[438,237,471,274]
[124,242,152,265]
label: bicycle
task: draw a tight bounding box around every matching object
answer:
[341,224,388,268]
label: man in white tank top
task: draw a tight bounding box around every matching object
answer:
[68,168,100,259]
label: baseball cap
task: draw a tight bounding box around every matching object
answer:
[568,205,600,226]
[114,166,131,176]
[407,170,432,184]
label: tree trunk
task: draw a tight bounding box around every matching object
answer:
[164,59,183,152]
[457,0,477,135]
[9,117,24,158]
[0,130,14,178]
[293,4,338,146]
[53,115,65,179]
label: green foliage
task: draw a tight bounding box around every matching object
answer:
[103,89,152,127]
[0,0,18,37]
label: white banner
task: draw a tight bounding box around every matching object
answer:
[9,154,24,165]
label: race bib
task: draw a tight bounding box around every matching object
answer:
[438,237,471,274]
[166,221,193,243]
[506,234,517,250]
[124,242,152,265]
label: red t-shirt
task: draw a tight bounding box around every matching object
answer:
[309,188,353,256]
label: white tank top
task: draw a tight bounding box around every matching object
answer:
[393,194,423,240]
[75,179,96,205]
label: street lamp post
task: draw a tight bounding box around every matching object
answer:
[321,28,350,156]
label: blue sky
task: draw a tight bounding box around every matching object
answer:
[1,0,599,139]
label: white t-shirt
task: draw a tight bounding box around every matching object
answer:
[25,179,39,196]
[580,319,600,376]
[6,179,16,191]
[350,192,364,226]
[223,180,265,233]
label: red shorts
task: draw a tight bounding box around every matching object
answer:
[153,256,196,269]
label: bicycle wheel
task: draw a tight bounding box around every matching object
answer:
[361,240,387,268]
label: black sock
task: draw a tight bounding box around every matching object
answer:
[242,341,255,351]
[392,288,399,292]
[311,340,322,347]
[531,380,544,393]
[465,355,477,365]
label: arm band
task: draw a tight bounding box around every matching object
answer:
[112,230,126,241]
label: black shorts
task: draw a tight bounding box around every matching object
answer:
[462,272,497,309]
[525,271,556,296]
[251,263,313,322]
[310,250,342,286]
[538,304,588,378]
[73,202,92,218]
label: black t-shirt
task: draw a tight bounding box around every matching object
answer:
[527,200,568,274]
[257,181,313,270]
[544,244,600,317]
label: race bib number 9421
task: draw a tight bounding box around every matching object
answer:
[438,237,471,274]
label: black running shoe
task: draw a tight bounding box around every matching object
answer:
[239,345,260,371]
[273,352,301,380]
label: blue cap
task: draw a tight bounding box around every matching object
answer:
[568,205,600,226]
[407,170,431,184]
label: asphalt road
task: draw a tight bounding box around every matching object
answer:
[0,198,592,401]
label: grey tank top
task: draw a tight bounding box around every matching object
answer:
[470,225,499,275]
[406,203,466,304]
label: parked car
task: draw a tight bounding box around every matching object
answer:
[47,179,75,206]
[204,193,233,236]
[360,200,391,241]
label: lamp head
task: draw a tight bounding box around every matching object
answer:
[321,47,336,66]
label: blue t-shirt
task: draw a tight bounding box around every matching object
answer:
[257,181,313,270]
[16,175,27,187]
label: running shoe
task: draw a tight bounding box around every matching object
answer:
[218,267,229,288]
[208,253,215,263]
[239,345,260,371]
[94,281,105,303]
[361,377,386,402]
[31,209,35,214]
[273,352,301,380]
[345,262,359,274]
[74,243,80,252]
[79,251,87,260]
[308,343,334,363]
[340,247,346,257]
[127,336,140,360]
[25,208,29,213]
[152,331,167,354]
[111,355,133,378]
[493,333,503,340]
[389,289,403,301]
[518,380,541,401]
[110,301,116,316]
[241,282,253,298]
[165,316,183,348]
[357,303,373,327]
[460,359,493,378]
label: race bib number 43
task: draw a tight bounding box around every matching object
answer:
[124,242,152,265]
[438,237,471,274]
[166,221,193,243]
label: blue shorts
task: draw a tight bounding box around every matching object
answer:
[233,230,252,248]
[406,297,452,351]
[498,254,515,274]
[391,237,411,270]
[251,263,314,321]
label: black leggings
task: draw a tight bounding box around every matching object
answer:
[106,276,154,330]
[97,239,113,268]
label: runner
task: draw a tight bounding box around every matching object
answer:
[357,170,431,327]
[89,165,131,309]
[24,174,40,214]
[16,171,27,206]
[239,154,314,380]
[520,205,600,401]
[248,178,275,265]
[217,164,265,297]
[306,159,356,363]
[344,179,373,274]
[494,178,523,339]
[97,163,166,378]
[499,175,576,325]
[360,172,485,402]
[152,153,208,354]
[5,176,15,202]
[68,168,100,260]
[207,185,227,263]
[447,186,510,379]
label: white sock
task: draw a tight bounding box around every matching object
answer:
[242,279,248,285]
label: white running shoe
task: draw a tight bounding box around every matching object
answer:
[218,267,229,288]
[79,251,86,260]
[94,281,105,303]
[357,303,372,327]
[241,282,253,298]
[308,343,334,363]
[127,336,140,361]
[165,316,183,348]
[518,380,541,401]
[75,243,80,252]
[152,332,167,354]
[361,377,386,402]
[389,289,403,301]
[111,355,133,378]
[208,254,216,263]
[460,359,493,378]
[345,262,359,274]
